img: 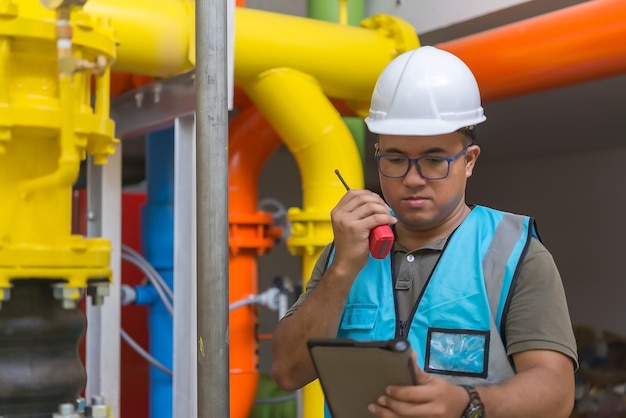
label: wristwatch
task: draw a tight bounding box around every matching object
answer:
[461,385,485,418]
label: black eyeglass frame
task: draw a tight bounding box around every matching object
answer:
[375,146,471,180]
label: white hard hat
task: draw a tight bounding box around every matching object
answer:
[365,46,486,136]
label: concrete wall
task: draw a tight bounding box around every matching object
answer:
[469,146,626,336]
[366,0,532,33]
[246,0,307,16]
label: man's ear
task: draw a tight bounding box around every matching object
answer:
[466,145,480,177]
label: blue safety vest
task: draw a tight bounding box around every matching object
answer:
[325,205,537,418]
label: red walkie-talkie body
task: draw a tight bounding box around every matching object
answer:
[335,170,394,259]
[368,223,395,259]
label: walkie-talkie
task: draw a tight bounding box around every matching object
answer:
[335,170,394,259]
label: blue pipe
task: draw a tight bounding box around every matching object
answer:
[140,128,175,418]
[134,285,158,306]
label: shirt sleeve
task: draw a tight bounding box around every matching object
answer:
[505,238,579,369]
[281,243,333,319]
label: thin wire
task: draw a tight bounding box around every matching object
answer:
[120,251,173,313]
[122,251,174,302]
[253,393,296,405]
[122,245,174,299]
[229,295,258,311]
[119,247,173,377]
[121,253,173,316]
[296,389,303,418]
[126,252,174,301]
[120,328,172,376]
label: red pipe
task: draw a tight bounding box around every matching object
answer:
[437,0,626,102]
[228,106,282,418]
[108,72,154,97]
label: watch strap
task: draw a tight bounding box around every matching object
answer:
[461,385,484,418]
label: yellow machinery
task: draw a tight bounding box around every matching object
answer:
[0,0,116,416]
[0,0,117,301]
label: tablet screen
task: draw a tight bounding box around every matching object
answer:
[308,338,417,418]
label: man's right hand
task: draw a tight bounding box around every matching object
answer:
[331,189,397,273]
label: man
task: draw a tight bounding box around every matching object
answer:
[271,46,577,418]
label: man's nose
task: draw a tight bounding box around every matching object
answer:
[403,162,426,184]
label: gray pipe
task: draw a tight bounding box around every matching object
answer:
[195,0,230,416]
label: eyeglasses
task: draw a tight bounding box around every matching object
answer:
[375,146,470,180]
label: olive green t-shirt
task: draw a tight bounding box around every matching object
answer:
[283,237,578,367]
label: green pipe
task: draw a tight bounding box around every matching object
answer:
[308,0,365,26]
[249,375,296,418]
[344,117,365,163]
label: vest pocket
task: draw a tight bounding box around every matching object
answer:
[424,328,489,378]
[339,303,378,331]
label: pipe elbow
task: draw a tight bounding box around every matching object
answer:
[20,158,79,198]
[56,159,80,186]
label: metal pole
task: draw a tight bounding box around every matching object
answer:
[173,115,198,418]
[85,158,103,401]
[196,0,230,417]
[86,149,122,418]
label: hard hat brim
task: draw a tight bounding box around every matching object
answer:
[364,115,486,136]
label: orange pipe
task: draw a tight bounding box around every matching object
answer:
[228,106,282,418]
[437,0,626,102]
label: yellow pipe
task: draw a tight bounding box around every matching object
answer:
[83,0,195,77]
[0,37,10,155]
[83,1,417,104]
[95,63,111,116]
[21,7,78,197]
[235,9,416,104]
[20,74,80,197]
[0,37,9,105]
[244,68,363,418]
[338,0,347,24]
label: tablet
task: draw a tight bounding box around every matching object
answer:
[307,338,417,418]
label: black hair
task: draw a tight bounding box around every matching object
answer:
[457,126,477,145]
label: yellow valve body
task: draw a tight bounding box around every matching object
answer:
[0,0,117,290]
